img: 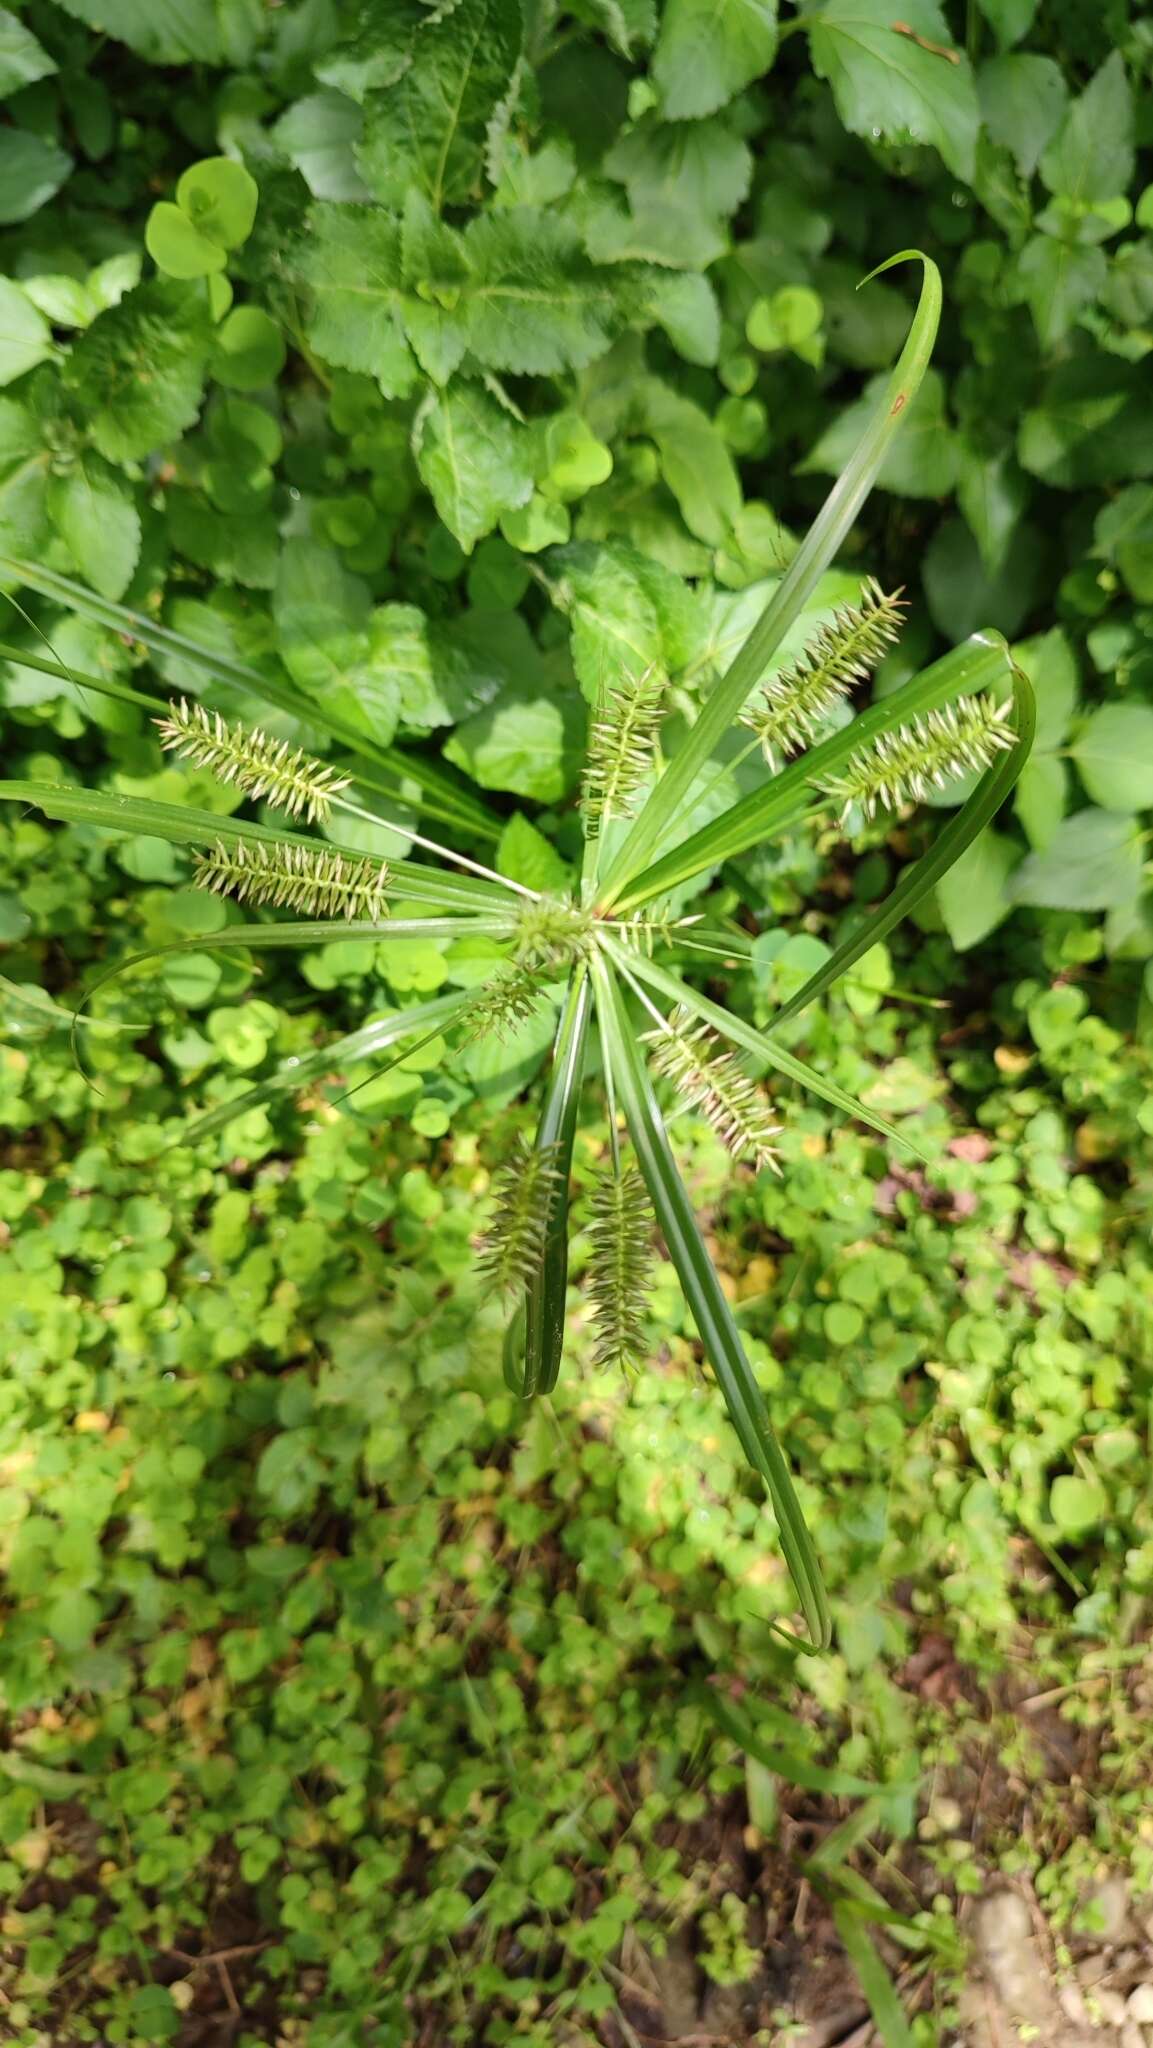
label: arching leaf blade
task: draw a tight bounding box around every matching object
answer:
[593,955,830,1651]
[597,253,942,908]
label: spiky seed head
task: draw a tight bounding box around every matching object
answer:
[586,1163,656,1375]
[460,967,547,1045]
[513,897,595,974]
[157,699,351,824]
[582,663,665,833]
[817,692,1015,822]
[477,1136,564,1297]
[645,1005,782,1173]
[740,579,906,770]
[193,838,390,921]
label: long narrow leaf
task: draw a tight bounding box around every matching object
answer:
[523,970,592,1398]
[75,918,507,1047]
[0,555,500,841]
[593,955,830,1650]
[602,941,925,1160]
[832,1905,917,2048]
[0,783,517,915]
[596,253,941,907]
[768,661,1035,1030]
[0,640,163,715]
[612,631,1014,912]
[180,993,472,1143]
[698,1688,876,1798]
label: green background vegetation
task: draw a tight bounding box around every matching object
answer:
[0,0,1152,2042]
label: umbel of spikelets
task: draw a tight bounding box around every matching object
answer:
[194,839,390,921]
[740,578,906,770]
[645,1005,782,1173]
[157,699,351,824]
[818,693,1015,822]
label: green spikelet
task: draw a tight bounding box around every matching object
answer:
[157,699,351,823]
[193,839,390,920]
[461,967,547,1045]
[512,896,595,974]
[740,579,906,769]
[477,1137,563,1296]
[645,1005,782,1172]
[582,664,665,832]
[586,1163,655,1374]
[818,692,1015,821]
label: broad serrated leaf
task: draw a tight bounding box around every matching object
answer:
[0,9,56,95]
[1013,235,1106,351]
[273,91,371,201]
[0,278,52,383]
[294,204,417,397]
[1071,703,1153,813]
[272,539,400,741]
[977,53,1066,178]
[0,398,48,552]
[355,0,522,210]
[636,378,741,546]
[1017,355,1153,487]
[935,827,1017,949]
[0,127,71,224]
[801,365,957,499]
[1039,50,1133,205]
[413,384,534,553]
[546,540,700,705]
[63,280,211,462]
[44,0,257,63]
[445,683,586,802]
[1009,808,1143,912]
[652,0,777,120]
[807,0,979,185]
[47,455,141,601]
[606,110,752,222]
[459,208,640,374]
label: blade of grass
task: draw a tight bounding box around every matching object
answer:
[601,940,925,1161]
[180,993,472,1144]
[697,1688,877,1797]
[768,660,1035,1030]
[596,253,941,908]
[0,641,165,716]
[503,1304,528,1396]
[593,954,830,1650]
[832,1904,917,2048]
[523,969,592,1397]
[0,556,500,841]
[0,783,517,914]
[612,631,1013,913]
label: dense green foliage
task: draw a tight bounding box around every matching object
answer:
[2,1,1153,2043]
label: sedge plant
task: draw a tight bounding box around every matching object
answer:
[0,255,1034,1651]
